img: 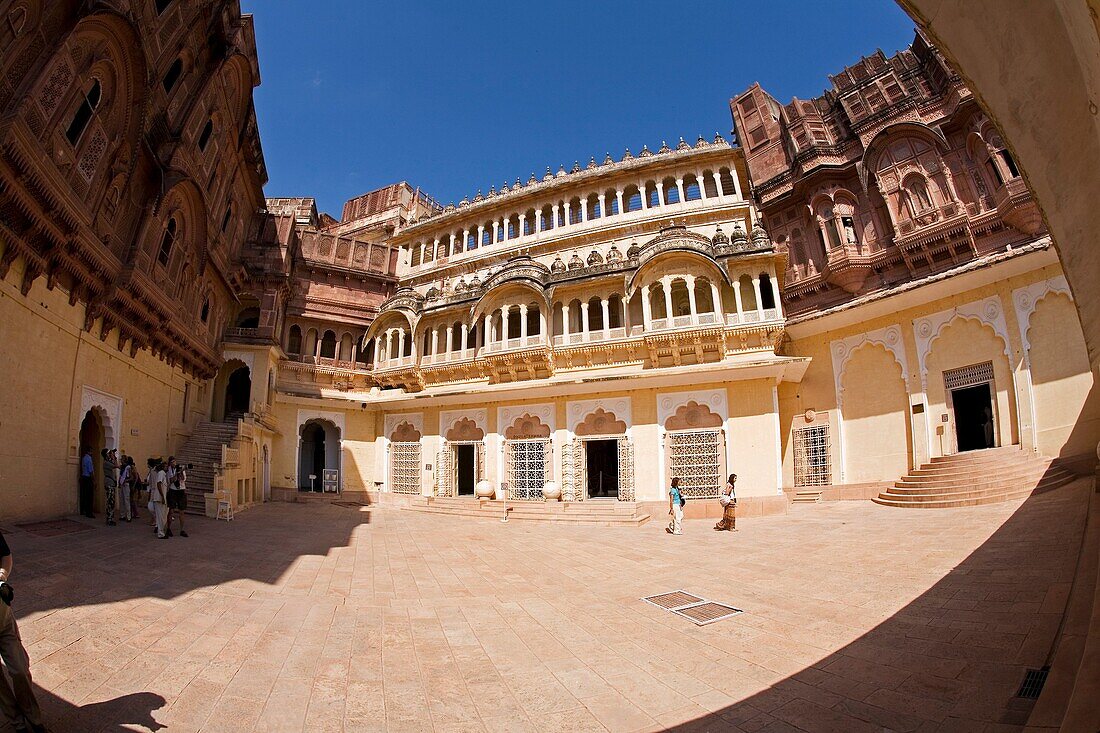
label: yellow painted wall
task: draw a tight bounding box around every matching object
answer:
[840,343,911,482]
[0,255,204,522]
[1027,292,1100,458]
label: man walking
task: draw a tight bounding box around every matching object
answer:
[151,459,169,540]
[78,447,94,518]
[0,530,47,732]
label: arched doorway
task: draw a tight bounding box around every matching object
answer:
[298,419,341,492]
[224,366,251,419]
[78,409,104,515]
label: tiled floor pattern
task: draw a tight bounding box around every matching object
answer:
[1,479,1090,732]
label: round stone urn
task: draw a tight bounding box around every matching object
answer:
[542,481,561,501]
[475,479,494,499]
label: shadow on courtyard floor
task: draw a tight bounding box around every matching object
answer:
[2,502,370,618]
[0,686,165,732]
[665,468,1094,732]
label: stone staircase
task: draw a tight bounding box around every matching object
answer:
[791,489,823,504]
[873,446,1076,508]
[404,497,651,526]
[175,420,240,514]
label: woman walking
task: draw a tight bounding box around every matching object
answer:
[715,473,738,531]
[102,449,119,526]
[117,455,132,522]
[666,477,684,535]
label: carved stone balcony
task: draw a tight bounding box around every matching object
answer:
[993,177,1042,234]
[223,325,278,345]
[279,354,374,393]
[481,334,554,383]
[823,244,874,293]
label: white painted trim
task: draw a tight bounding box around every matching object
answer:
[912,295,1012,393]
[79,385,123,452]
[439,408,488,440]
[1012,276,1073,453]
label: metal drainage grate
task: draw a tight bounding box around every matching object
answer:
[642,591,704,610]
[672,601,743,626]
[1017,667,1049,699]
[332,501,368,508]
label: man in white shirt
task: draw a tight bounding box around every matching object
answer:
[151,460,169,539]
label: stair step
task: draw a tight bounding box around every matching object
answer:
[877,447,1076,508]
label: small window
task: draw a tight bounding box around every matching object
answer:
[162,58,182,93]
[197,118,213,151]
[157,218,177,267]
[65,79,101,146]
[999,150,1020,178]
[221,204,232,232]
[155,0,173,14]
[841,216,857,244]
[200,297,210,323]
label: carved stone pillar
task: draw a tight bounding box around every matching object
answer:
[580,301,590,341]
[641,285,652,329]
[601,297,611,338]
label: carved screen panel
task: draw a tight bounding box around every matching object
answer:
[436,447,453,497]
[667,429,722,499]
[793,424,831,487]
[390,442,421,495]
[506,439,550,500]
[562,438,583,501]
[617,438,636,502]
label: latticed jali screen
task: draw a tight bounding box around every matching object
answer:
[389,442,421,495]
[506,439,550,500]
[668,430,721,499]
[793,424,831,487]
[943,360,994,391]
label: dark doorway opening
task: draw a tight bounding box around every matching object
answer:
[225,367,251,418]
[79,410,104,514]
[586,439,619,499]
[456,444,475,496]
[299,422,326,491]
[952,383,996,452]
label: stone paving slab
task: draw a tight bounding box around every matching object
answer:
[0,479,1090,732]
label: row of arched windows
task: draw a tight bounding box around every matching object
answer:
[406,167,740,267]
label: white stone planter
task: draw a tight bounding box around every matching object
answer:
[475,480,495,499]
[542,481,561,501]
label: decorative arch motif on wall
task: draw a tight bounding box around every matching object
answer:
[439,409,487,442]
[830,325,910,408]
[503,414,551,440]
[222,349,255,374]
[1013,276,1073,355]
[574,408,627,437]
[80,385,123,451]
[296,409,345,437]
[656,388,728,428]
[498,403,555,438]
[567,397,632,434]
[384,412,423,441]
[445,418,485,442]
[913,295,1012,390]
[390,421,422,442]
[664,401,724,431]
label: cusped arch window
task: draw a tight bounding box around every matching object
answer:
[65,78,101,146]
[157,217,177,267]
[902,176,934,218]
[287,325,302,354]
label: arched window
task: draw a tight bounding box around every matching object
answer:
[604,189,619,215]
[288,325,302,354]
[624,185,642,212]
[200,297,210,323]
[759,273,776,309]
[662,177,680,205]
[683,175,702,201]
[162,58,183,93]
[65,79,101,146]
[220,204,232,233]
[155,0,174,13]
[197,118,213,152]
[320,330,337,359]
[157,218,177,267]
[904,178,934,217]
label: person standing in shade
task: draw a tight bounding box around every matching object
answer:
[715,473,738,531]
[165,465,188,538]
[666,477,684,535]
[78,447,94,518]
[102,449,118,526]
[150,459,169,540]
[117,455,132,523]
[0,530,47,732]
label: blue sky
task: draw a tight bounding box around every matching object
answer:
[241,1,915,218]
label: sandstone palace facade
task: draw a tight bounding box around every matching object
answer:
[1,2,1097,522]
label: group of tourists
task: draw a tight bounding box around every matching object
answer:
[667,473,738,535]
[78,448,190,540]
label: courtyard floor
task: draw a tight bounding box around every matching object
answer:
[1,480,1092,733]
